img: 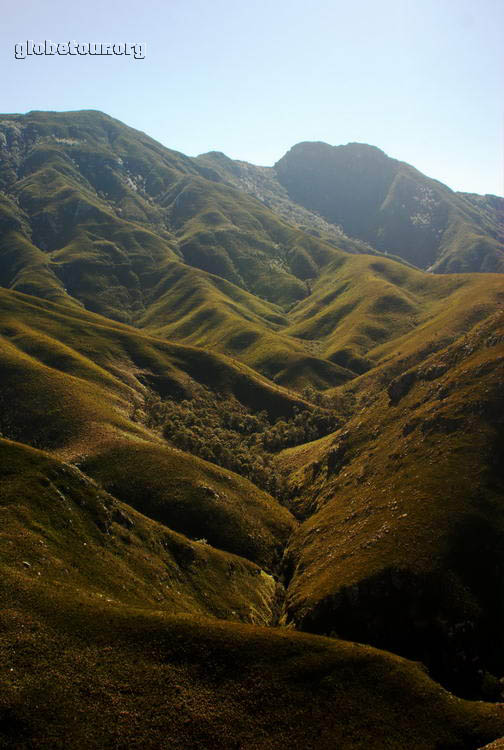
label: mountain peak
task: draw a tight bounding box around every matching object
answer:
[284,140,389,159]
[274,138,504,271]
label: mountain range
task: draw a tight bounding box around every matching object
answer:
[1,109,503,749]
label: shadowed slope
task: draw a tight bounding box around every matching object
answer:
[281,306,504,697]
[275,141,504,272]
[160,172,339,305]
[2,546,504,749]
[196,149,407,262]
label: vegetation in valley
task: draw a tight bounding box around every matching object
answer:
[0,435,503,749]
[141,385,341,499]
[281,306,504,699]
[1,109,504,747]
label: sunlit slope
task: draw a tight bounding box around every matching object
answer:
[285,254,504,376]
[160,172,341,305]
[81,440,295,570]
[0,110,369,388]
[0,287,309,449]
[0,439,280,625]
[4,241,501,398]
[3,111,502,392]
[137,252,504,388]
[280,306,504,697]
[0,111,189,321]
[137,259,353,388]
[0,288,303,573]
[0,110,346,324]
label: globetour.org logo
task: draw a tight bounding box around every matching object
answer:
[14,40,146,59]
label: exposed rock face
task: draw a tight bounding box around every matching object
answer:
[387,370,418,404]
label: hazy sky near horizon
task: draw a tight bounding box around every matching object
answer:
[2,0,503,196]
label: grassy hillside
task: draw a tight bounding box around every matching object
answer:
[2,542,504,749]
[81,440,295,571]
[0,286,311,436]
[2,259,504,706]
[2,109,504,746]
[0,439,280,624]
[281,303,504,698]
[0,110,374,388]
[0,286,303,566]
[1,111,502,389]
[3,347,503,747]
[0,110,345,316]
[285,254,504,375]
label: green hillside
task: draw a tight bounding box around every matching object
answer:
[1,109,504,747]
[281,301,504,698]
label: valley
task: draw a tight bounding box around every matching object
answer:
[0,110,503,748]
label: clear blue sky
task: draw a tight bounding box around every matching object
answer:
[2,0,503,195]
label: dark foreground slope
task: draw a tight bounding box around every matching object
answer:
[3,605,504,750]
[1,444,504,750]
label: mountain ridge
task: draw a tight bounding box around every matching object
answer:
[1,109,504,748]
[274,140,504,272]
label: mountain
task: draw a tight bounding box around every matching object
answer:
[274,141,504,272]
[0,110,369,389]
[195,150,389,258]
[0,110,345,314]
[1,110,504,748]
